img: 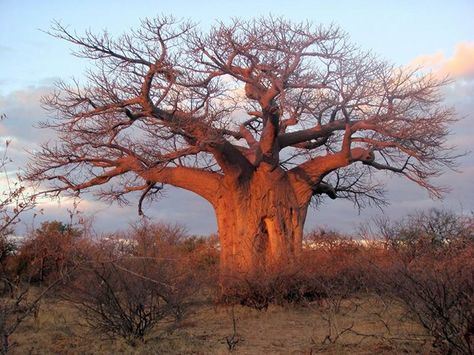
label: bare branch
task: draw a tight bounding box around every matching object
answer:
[29,16,459,215]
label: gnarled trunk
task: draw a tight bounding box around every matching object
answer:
[214,167,310,283]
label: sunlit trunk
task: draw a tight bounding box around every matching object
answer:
[214,168,309,285]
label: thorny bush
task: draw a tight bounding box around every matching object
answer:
[65,222,218,345]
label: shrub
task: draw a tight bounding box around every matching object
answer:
[66,222,216,344]
[383,243,473,354]
[69,261,170,346]
[376,208,473,259]
[14,221,90,283]
[220,229,380,310]
[370,210,474,354]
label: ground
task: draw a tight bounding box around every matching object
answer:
[10,295,435,354]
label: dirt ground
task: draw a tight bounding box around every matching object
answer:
[10,295,434,354]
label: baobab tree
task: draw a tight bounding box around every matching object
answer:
[27,17,457,279]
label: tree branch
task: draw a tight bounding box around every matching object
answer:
[138,165,223,204]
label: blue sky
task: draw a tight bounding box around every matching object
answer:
[1,0,473,93]
[1,0,473,235]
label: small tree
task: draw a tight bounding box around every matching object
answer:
[27,17,459,281]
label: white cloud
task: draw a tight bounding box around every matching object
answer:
[411,42,474,79]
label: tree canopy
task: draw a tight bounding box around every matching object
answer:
[28,16,457,213]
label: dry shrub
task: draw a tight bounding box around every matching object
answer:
[303,230,375,297]
[0,280,61,354]
[382,239,474,354]
[221,213,473,355]
[68,261,169,346]
[377,208,473,262]
[220,267,308,310]
[219,229,381,310]
[0,237,17,297]
[372,209,474,354]
[13,221,92,284]
[65,222,218,345]
[0,288,38,353]
[0,219,93,353]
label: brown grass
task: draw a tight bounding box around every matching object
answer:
[8,294,433,354]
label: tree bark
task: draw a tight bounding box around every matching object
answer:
[214,166,310,284]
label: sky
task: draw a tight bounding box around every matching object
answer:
[0,0,473,236]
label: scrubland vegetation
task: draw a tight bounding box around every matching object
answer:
[0,209,472,354]
[2,15,469,353]
[2,13,472,353]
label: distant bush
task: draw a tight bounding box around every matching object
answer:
[0,235,17,296]
[376,208,473,258]
[13,221,91,283]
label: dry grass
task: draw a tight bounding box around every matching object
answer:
[8,294,434,354]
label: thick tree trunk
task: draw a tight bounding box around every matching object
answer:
[214,167,309,284]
